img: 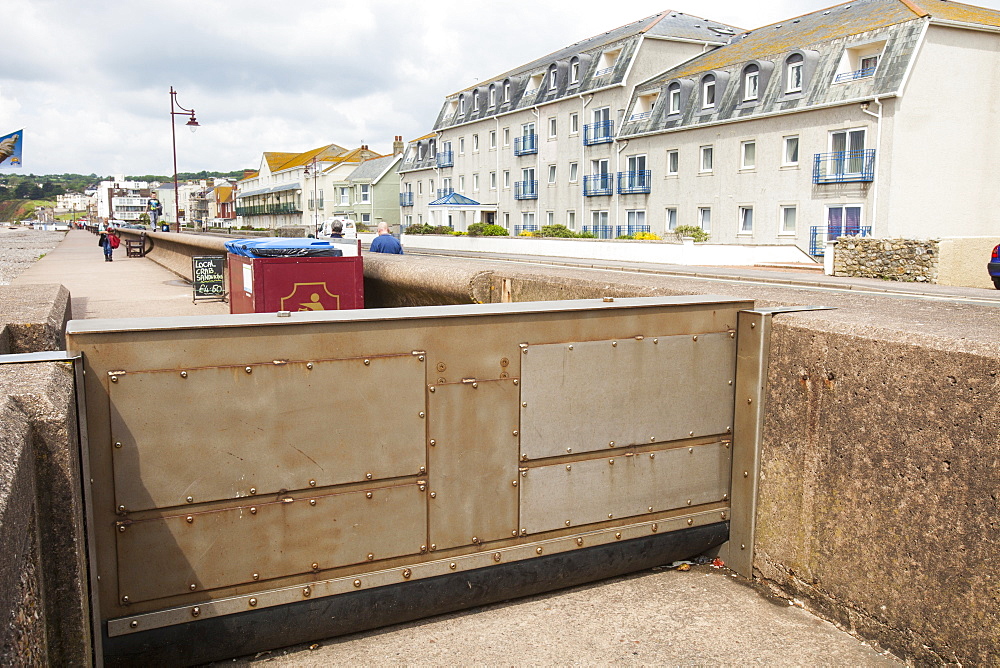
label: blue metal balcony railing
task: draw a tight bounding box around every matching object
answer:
[399,192,414,207]
[834,67,877,83]
[514,134,538,156]
[812,149,876,184]
[583,120,614,145]
[523,88,540,98]
[595,67,614,77]
[617,170,651,194]
[436,188,454,199]
[629,111,652,121]
[808,224,873,256]
[583,173,613,196]
[583,225,614,239]
[514,180,538,200]
[436,151,454,168]
[514,224,538,235]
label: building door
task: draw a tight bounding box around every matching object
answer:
[830,129,865,175]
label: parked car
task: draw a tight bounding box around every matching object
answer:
[989,243,1000,289]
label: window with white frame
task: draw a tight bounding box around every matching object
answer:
[780,205,797,234]
[472,173,479,191]
[489,130,497,149]
[835,41,885,81]
[783,136,799,166]
[473,134,479,151]
[667,150,679,175]
[429,178,434,192]
[786,53,804,93]
[830,128,867,175]
[739,206,753,233]
[569,162,578,182]
[503,80,511,103]
[405,214,413,226]
[503,212,509,226]
[417,182,422,195]
[361,213,371,224]
[567,210,576,228]
[458,138,464,154]
[503,170,510,188]
[472,90,479,111]
[548,117,557,138]
[570,60,580,83]
[570,112,579,134]
[701,75,716,109]
[503,127,510,146]
[741,141,756,170]
[522,212,535,227]
[339,187,350,204]
[549,69,558,90]
[459,95,466,115]
[548,164,557,184]
[546,211,554,226]
[442,177,452,193]
[700,146,714,173]
[668,82,681,114]
[490,171,497,189]
[489,85,496,107]
[698,206,712,232]
[626,209,646,229]
[458,175,465,191]
[665,207,677,231]
[591,210,609,232]
[743,65,759,101]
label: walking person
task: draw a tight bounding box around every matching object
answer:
[369,221,403,254]
[102,226,120,262]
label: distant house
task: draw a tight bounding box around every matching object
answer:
[329,153,402,230]
[96,176,151,223]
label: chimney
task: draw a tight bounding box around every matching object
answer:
[242,169,255,180]
[393,135,404,156]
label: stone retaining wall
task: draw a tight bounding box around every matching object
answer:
[833,237,939,282]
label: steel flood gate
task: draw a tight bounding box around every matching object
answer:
[64,295,779,665]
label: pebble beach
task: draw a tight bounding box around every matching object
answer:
[0,228,66,285]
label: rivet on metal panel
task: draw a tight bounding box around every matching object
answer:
[653,338,658,344]
[751,322,756,329]
[536,547,543,555]
[249,598,257,607]
[245,367,252,374]
[250,507,257,514]
[522,402,527,408]
[306,363,313,370]
[249,488,257,495]
[513,430,519,437]
[429,439,436,446]
[689,447,694,453]
[187,495,195,503]
[110,376,118,383]
[608,514,614,519]
[418,356,425,362]
[741,544,746,550]
[648,506,653,512]
[743,471,749,478]
[521,528,528,535]
[117,505,126,513]
[364,359,371,366]
[191,607,200,618]
[687,519,693,526]
[609,441,615,447]
[512,530,519,536]
[180,371,188,378]
[114,441,122,449]
[493,552,502,562]
[566,447,572,453]
[687,499,692,506]
[649,453,655,459]
[609,458,614,465]
[402,569,412,579]
[430,544,437,551]
[418,485,426,492]
[186,515,193,524]
[189,584,197,591]
[365,472,373,480]
[354,579,362,588]
[652,523,659,532]
[747,398,753,404]
[721,512,727,520]
[520,453,527,461]
[311,562,319,571]
[727,426,732,433]
[730,332,736,339]
[522,348,528,355]
[252,573,259,581]
[472,536,480,544]
[500,358,509,367]
[576,537,584,546]
[729,380,733,385]
[122,596,129,604]
[310,499,316,506]
[615,532,622,539]
[693,335,698,341]
[512,480,518,487]
[449,563,457,570]
[130,621,138,629]
[611,341,617,347]
[366,492,373,499]
[303,586,311,597]
[650,437,655,443]
[368,553,375,560]
[309,479,317,487]
[520,471,527,478]
[419,412,425,418]
[472,382,478,389]
[564,520,571,527]
[723,493,729,500]
[430,492,437,498]
[419,465,426,473]
[568,344,574,350]
[436,362,447,372]
[429,386,435,393]
[513,379,519,386]
[566,465,571,471]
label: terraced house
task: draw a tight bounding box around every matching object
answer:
[397,11,742,235]
[401,0,1000,255]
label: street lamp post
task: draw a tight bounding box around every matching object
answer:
[303,157,321,237]
[169,86,200,233]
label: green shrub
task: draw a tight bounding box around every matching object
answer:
[538,224,579,238]
[674,225,710,242]
[467,223,509,237]
[406,223,456,235]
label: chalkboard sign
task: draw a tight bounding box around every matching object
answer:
[192,255,227,303]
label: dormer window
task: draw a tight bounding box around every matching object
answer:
[549,68,558,90]
[472,89,480,111]
[489,85,497,107]
[528,73,544,95]
[834,41,886,82]
[701,74,716,109]
[570,59,580,84]
[743,64,759,101]
[597,48,621,76]
[503,79,511,103]
[459,95,466,115]
[668,82,681,114]
[786,54,804,93]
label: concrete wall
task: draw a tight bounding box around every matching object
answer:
[0,287,90,666]
[937,236,999,290]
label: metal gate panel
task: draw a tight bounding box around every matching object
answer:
[427,379,520,549]
[109,354,426,511]
[116,482,427,604]
[519,332,735,460]
[519,442,731,534]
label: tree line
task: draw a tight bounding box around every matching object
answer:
[0,170,250,203]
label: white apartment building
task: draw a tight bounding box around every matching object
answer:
[96,176,151,223]
[55,192,94,214]
[398,11,741,235]
[618,0,1000,253]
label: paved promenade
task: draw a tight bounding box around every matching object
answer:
[7,229,904,665]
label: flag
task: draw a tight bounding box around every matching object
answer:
[0,129,23,168]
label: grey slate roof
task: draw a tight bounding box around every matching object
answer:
[346,155,399,183]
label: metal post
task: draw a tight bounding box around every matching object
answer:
[169,86,199,233]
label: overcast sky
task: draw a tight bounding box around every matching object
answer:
[4,0,999,177]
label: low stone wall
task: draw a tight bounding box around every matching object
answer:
[833,237,939,282]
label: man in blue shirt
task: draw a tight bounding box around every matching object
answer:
[369,221,403,254]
